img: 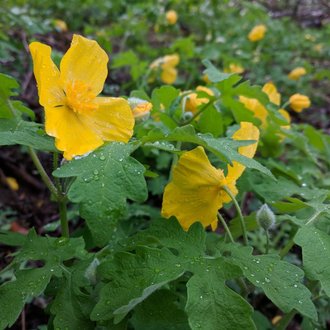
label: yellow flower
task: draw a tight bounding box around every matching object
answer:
[288,67,307,80]
[29,34,134,160]
[289,94,311,113]
[166,10,178,25]
[248,24,267,42]
[150,54,180,84]
[184,86,214,114]
[239,82,281,126]
[224,63,244,74]
[54,19,68,32]
[201,74,211,84]
[128,97,152,121]
[262,82,281,106]
[161,122,259,230]
[279,109,291,130]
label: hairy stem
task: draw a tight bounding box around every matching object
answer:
[223,185,248,246]
[28,147,58,197]
[217,212,235,243]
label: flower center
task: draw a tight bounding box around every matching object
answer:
[65,80,98,114]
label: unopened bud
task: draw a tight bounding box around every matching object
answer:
[128,97,152,121]
[256,204,275,230]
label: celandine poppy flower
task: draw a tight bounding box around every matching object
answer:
[161,122,259,231]
[29,34,134,160]
[184,86,214,114]
[150,54,179,84]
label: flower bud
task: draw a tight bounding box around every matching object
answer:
[289,93,311,113]
[256,204,275,230]
[288,67,307,80]
[128,97,152,121]
[54,19,68,32]
[248,24,267,42]
[166,10,178,25]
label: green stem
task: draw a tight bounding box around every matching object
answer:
[53,152,62,192]
[217,213,235,243]
[222,185,248,246]
[184,100,215,125]
[169,141,181,180]
[58,196,69,238]
[275,310,296,330]
[28,147,58,197]
[265,230,270,254]
[279,237,295,259]
[28,148,69,238]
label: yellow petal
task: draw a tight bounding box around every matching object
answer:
[239,96,268,125]
[162,54,180,67]
[279,109,291,129]
[262,82,281,106]
[161,67,177,84]
[79,97,134,143]
[60,34,108,96]
[45,105,103,160]
[162,146,226,230]
[29,42,64,107]
[226,122,259,184]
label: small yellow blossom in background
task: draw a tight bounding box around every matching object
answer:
[166,10,178,25]
[289,94,311,113]
[161,122,259,231]
[150,54,180,84]
[262,82,281,106]
[248,24,267,42]
[128,97,152,121]
[184,86,214,114]
[278,109,291,130]
[288,67,307,80]
[54,19,68,32]
[29,34,134,160]
[239,82,281,126]
[201,74,211,84]
[313,44,323,53]
[5,177,19,191]
[224,63,244,74]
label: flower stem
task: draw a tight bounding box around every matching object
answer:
[28,147,58,197]
[279,237,295,259]
[222,185,248,246]
[265,230,270,254]
[28,147,69,238]
[217,212,235,243]
[58,196,69,238]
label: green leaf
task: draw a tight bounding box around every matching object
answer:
[222,244,317,320]
[0,73,18,118]
[295,226,330,297]
[131,290,190,330]
[198,105,224,137]
[0,267,52,329]
[54,143,148,246]
[186,258,255,330]
[50,268,95,329]
[91,247,184,323]
[0,230,86,328]
[151,85,180,111]
[0,118,56,151]
[142,125,274,178]
[202,59,233,83]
